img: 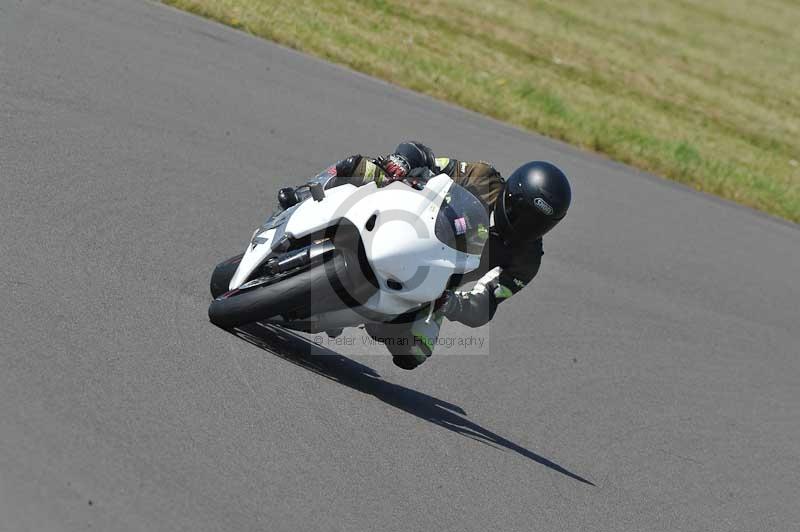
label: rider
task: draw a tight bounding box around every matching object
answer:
[278,141,572,370]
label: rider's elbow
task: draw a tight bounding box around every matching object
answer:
[447,291,496,328]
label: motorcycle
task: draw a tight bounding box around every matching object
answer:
[208,171,490,335]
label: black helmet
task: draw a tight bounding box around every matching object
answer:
[394,141,436,171]
[495,161,571,241]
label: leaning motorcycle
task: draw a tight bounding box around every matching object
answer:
[208,171,489,335]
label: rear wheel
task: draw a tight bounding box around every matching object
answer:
[208,251,363,329]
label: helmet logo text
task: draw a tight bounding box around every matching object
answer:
[534,197,554,216]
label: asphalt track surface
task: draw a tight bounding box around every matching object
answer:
[2,1,799,530]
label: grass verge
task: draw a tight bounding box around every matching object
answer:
[164,0,800,223]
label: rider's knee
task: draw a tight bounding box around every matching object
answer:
[384,336,431,369]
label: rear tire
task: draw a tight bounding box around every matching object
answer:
[208,252,359,329]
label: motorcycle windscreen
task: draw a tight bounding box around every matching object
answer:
[433,183,490,256]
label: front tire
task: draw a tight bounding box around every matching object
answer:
[210,253,244,299]
[208,252,355,329]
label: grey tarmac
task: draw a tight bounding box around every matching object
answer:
[1,1,798,530]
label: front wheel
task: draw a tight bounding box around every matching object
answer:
[208,251,356,329]
[210,253,244,299]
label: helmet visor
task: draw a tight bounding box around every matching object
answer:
[502,192,559,240]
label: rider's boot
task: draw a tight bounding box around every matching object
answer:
[365,308,443,370]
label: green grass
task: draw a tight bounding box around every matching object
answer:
[164,0,800,223]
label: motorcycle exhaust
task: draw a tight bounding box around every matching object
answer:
[266,239,336,275]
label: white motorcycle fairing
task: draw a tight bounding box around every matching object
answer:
[228,174,486,327]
